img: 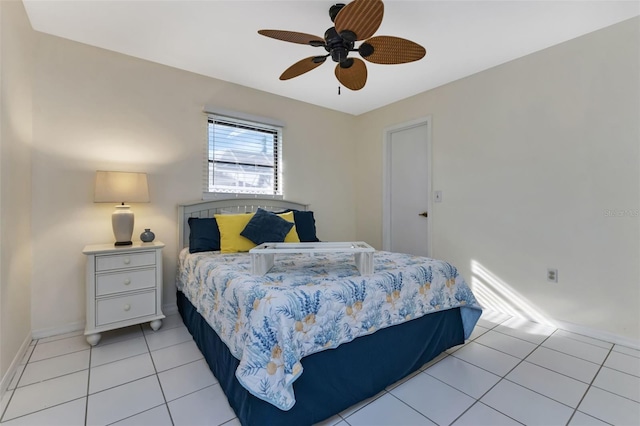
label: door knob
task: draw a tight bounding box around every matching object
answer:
[419,212,428,218]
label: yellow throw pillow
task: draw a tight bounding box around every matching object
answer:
[215,213,257,253]
[277,211,300,243]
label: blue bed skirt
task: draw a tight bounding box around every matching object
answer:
[177,290,464,426]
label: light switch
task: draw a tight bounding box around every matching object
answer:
[434,190,442,203]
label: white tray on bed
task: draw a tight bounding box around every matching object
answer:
[249,241,375,276]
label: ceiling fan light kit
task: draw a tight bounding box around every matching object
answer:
[258,0,426,91]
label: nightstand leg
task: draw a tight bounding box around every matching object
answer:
[150,319,162,331]
[86,333,101,346]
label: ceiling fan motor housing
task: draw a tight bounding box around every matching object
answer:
[324,27,355,63]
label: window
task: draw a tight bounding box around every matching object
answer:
[206,115,283,197]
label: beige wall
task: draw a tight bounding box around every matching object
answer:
[0,0,34,379]
[30,34,357,334]
[2,5,637,358]
[355,17,640,340]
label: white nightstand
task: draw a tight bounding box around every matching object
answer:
[83,241,165,346]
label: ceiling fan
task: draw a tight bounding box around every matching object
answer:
[258,0,426,91]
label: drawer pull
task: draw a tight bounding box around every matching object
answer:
[123,304,131,311]
[124,278,131,285]
[123,258,131,265]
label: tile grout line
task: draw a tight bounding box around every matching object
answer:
[85,342,92,426]
[0,344,86,425]
[523,356,599,385]
[391,317,516,426]
[90,333,143,350]
[476,328,639,390]
[454,328,571,424]
[525,329,605,385]
[338,390,388,421]
[90,350,149,370]
[590,377,640,403]
[502,335,607,365]
[0,398,87,424]
[602,364,640,379]
[565,345,616,426]
[1,321,192,425]
[85,325,168,425]
[142,324,176,426]
[611,347,640,359]
[101,324,174,425]
[0,339,39,423]
[419,370,525,426]
[87,317,184,351]
[11,367,91,392]
[14,347,89,368]
[28,347,90,365]
[471,339,537,361]
[448,326,558,426]
[490,327,552,346]
[91,330,191,371]
[2,314,634,426]
[501,375,583,411]
[544,329,612,363]
[104,403,168,426]
[385,390,442,425]
[552,329,615,350]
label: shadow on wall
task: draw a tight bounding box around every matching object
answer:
[471,259,556,328]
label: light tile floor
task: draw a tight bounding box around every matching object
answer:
[1,310,638,425]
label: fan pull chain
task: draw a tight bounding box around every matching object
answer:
[338,86,341,95]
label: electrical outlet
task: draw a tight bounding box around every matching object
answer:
[547,268,558,283]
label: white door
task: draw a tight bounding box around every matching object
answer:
[383,118,431,257]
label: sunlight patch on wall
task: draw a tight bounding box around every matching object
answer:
[471,259,555,328]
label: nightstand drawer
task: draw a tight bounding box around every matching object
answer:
[96,291,156,326]
[96,252,156,272]
[96,268,156,296]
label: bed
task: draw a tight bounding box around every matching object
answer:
[176,198,482,426]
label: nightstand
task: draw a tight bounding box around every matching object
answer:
[83,241,165,346]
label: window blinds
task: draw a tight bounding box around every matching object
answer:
[205,115,283,196]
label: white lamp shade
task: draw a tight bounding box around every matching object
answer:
[94,171,149,245]
[94,171,149,203]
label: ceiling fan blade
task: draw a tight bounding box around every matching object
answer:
[335,58,367,91]
[359,36,426,64]
[334,0,384,41]
[280,56,326,80]
[258,29,325,46]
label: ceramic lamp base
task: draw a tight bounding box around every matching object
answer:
[112,204,134,246]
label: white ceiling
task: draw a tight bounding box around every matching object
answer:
[23,1,639,116]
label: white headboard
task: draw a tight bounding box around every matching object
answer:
[178,198,309,250]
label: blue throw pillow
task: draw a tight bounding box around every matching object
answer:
[240,208,294,245]
[281,209,320,242]
[188,217,221,253]
[294,210,320,242]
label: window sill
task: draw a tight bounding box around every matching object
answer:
[202,192,284,201]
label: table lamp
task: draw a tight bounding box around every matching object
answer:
[94,171,150,246]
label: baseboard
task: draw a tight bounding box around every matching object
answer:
[553,319,640,350]
[484,308,640,350]
[1,332,32,398]
[31,321,84,340]
[30,306,178,340]
[163,303,178,315]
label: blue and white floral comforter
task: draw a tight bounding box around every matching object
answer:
[177,248,482,411]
